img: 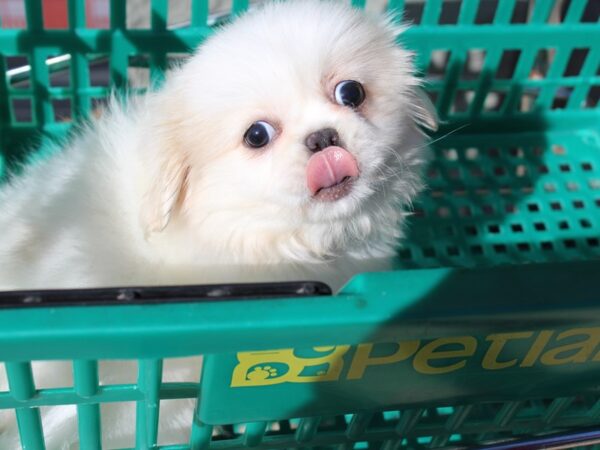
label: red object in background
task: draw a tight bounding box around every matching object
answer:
[0,0,109,29]
[43,0,68,28]
[0,0,26,28]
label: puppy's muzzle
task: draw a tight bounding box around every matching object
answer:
[304,128,359,201]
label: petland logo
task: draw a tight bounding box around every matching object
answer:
[231,327,600,387]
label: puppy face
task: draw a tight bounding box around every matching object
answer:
[142,1,435,263]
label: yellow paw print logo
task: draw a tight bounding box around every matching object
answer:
[246,365,279,381]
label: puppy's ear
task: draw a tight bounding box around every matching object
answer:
[140,113,190,236]
[410,87,439,132]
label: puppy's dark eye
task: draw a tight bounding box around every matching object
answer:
[244,121,276,148]
[334,80,365,108]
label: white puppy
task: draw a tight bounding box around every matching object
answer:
[0,1,435,447]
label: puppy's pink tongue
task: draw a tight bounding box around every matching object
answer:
[306,146,359,195]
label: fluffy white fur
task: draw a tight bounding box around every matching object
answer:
[0,1,435,448]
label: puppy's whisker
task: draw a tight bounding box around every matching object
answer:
[412,123,470,151]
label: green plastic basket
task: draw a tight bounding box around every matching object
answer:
[1,0,600,449]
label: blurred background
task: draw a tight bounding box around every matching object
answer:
[0,0,598,121]
[3,0,594,29]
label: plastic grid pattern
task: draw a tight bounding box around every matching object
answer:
[0,0,599,449]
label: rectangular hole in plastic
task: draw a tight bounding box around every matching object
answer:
[101,402,136,448]
[488,224,500,233]
[89,56,110,87]
[47,54,71,88]
[515,165,528,177]
[443,148,459,161]
[582,162,593,171]
[11,98,33,123]
[427,50,451,80]
[559,163,571,172]
[558,220,569,230]
[586,86,600,108]
[530,49,556,80]
[0,1,26,28]
[157,399,195,445]
[588,238,599,247]
[550,201,562,211]
[471,245,483,255]
[548,0,569,24]
[167,0,191,29]
[580,219,592,228]
[510,0,530,23]
[565,182,578,192]
[461,49,486,80]
[534,222,547,231]
[541,241,554,251]
[465,147,479,160]
[98,360,138,386]
[162,356,203,383]
[552,87,573,109]
[128,55,150,89]
[210,0,233,17]
[437,206,451,218]
[519,87,540,112]
[563,239,577,249]
[43,0,68,29]
[439,0,461,25]
[52,98,72,122]
[564,48,590,77]
[496,49,521,79]
[452,89,474,113]
[573,199,585,209]
[5,56,30,90]
[86,0,109,28]
[483,90,507,112]
[581,0,600,23]
[32,360,73,389]
[465,225,477,235]
[475,0,499,24]
[403,1,424,24]
[493,244,507,254]
[589,179,600,190]
[511,224,524,233]
[41,405,77,440]
[517,243,531,252]
[126,0,150,28]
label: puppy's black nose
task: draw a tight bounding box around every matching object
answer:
[305,128,340,153]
